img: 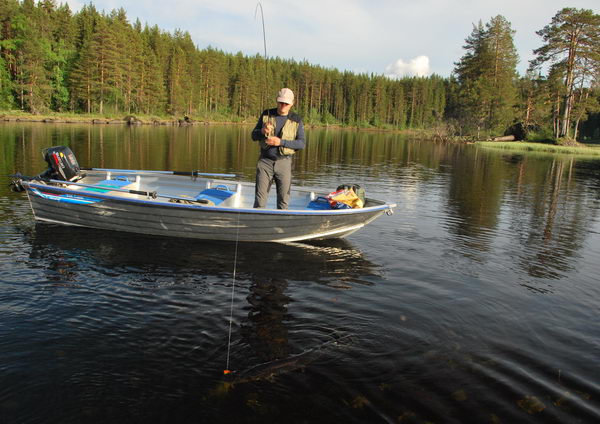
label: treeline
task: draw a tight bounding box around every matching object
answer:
[449,10,600,141]
[0,0,446,129]
[0,1,599,140]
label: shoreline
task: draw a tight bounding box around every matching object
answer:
[0,113,234,127]
[0,112,419,134]
[4,113,598,152]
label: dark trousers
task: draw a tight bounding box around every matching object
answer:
[254,157,292,209]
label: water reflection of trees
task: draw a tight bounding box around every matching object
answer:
[3,122,470,185]
[509,158,598,282]
[6,123,600,287]
[2,123,259,177]
[444,149,600,284]
[445,148,504,261]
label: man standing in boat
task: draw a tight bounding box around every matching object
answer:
[251,88,305,209]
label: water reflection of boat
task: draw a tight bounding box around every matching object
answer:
[29,224,377,369]
[29,224,380,287]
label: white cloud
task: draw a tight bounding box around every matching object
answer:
[385,56,431,78]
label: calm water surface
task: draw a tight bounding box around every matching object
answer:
[1,123,599,423]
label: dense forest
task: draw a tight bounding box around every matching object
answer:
[0,1,599,139]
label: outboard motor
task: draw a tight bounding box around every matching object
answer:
[43,146,81,181]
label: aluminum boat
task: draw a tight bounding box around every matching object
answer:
[11,147,396,243]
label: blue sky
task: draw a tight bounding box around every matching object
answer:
[65,0,598,78]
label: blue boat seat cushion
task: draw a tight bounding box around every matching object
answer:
[86,176,133,193]
[195,185,235,205]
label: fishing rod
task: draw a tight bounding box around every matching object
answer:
[255,1,272,137]
[255,2,267,66]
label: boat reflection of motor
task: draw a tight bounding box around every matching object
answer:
[29,224,380,287]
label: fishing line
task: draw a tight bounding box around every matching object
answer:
[224,3,268,375]
[224,210,241,375]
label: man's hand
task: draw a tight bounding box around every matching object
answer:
[262,123,274,136]
[265,136,281,146]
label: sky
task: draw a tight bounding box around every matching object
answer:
[63,0,598,78]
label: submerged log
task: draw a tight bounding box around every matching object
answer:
[124,115,142,125]
[492,135,516,141]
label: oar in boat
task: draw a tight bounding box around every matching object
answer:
[81,168,238,178]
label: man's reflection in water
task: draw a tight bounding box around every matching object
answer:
[241,277,291,362]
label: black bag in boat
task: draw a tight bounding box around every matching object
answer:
[336,184,366,206]
[43,146,81,181]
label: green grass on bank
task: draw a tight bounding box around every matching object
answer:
[477,141,600,157]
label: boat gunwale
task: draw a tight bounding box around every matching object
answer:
[24,181,397,216]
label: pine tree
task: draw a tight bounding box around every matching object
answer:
[530,8,600,138]
[70,12,122,114]
[143,47,166,114]
[166,45,192,115]
[16,1,52,113]
[389,81,405,128]
[484,16,519,132]
[0,55,13,108]
[109,8,131,113]
[0,0,21,89]
[73,3,99,52]
[516,71,553,137]
[45,2,76,111]
[453,22,490,135]
[453,16,519,137]
[69,39,96,113]
[139,24,167,114]
[89,17,118,114]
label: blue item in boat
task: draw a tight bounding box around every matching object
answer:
[195,185,235,205]
[332,201,352,209]
[86,176,133,193]
[306,196,332,210]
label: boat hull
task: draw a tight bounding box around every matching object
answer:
[25,183,390,242]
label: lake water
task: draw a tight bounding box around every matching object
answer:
[1,123,599,423]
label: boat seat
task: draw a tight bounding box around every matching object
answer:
[85,176,133,193]
[195,184,236,206]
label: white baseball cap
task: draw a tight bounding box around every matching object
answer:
[276,88,294,104]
